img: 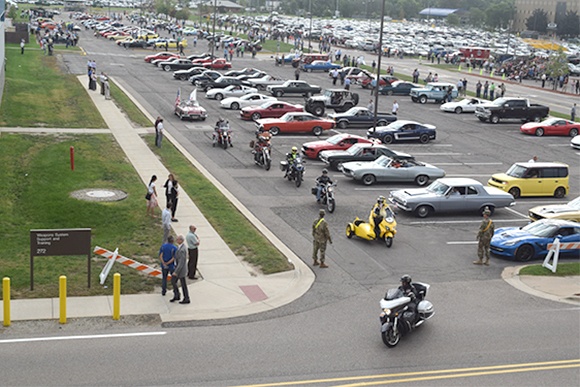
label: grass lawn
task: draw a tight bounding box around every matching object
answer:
[519,262,580,276]
[0,134,161,298]
[108,80,153,127]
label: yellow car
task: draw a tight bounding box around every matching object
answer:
[488,162,569,199]
[154,39,188,49]
[137,32,159,40]
[528,196,580,222]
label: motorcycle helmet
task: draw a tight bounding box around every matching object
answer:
[322,168,328,174]
[291,146,298,153]
[401,274,412,285]
[377,195,385,203]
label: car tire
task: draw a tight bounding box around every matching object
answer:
[414,175,429,186]
[569,128,579,137]
[382,134,394,144]
[251,112,261,121]
[419,95,427,104]
[415,205,432,218]
[532,116,541,122]
[478,117,487,122]
[515,244,535,262]
[307,68,312,72]
[362,174,376,186]
[454,107,462,114]
[312,126,323,136]
[377,120,387,127]
[535,128,544,137]
[411,97,418,102]
[554,187,566,198]
[337,121,348,129]
[269,127,280,136]
[490,115,500,124]
[163,65,171,72]
[215,93,224,101]
[275,90,283,97]
[231,102,240,110]
[508,187,520,199]
[313,105,325,116]
[387,90,393,96]
[419,134,430,144]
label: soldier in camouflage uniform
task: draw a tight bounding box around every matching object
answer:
[474,207,494,266]
[312,209,332,268]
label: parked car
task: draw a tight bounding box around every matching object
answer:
[198,76,247,92]
[475,98,550,124]
[267,80,322,98]
[328,106,396,129]
[205,85,257,100]
[319,143,413,170]
[225,68,260,77]
[490,219,580,261]
[367,120,436,144]
[488,162,569,198]
[300,60,342,72]
[520,118,580,137]
[410,82,458,104]
[379,81,419,96]
[247,74,286,90]
[174,100,208,121]
[528,196,580,222]
[144,51,178,63]
[255,112,335,136]
[154,38,187,49]
[202,58,232,70]
[219,93,276,110]
[190,70,222,85]
[158,58,196,72]
[340,155,446,186]
[240,101,304,121]
[571,135,580,150]
[440,98,487,114]
[173,66,206,81]
[301,133,374,160]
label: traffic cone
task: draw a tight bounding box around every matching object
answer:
[480,69,483,75]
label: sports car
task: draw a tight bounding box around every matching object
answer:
[328,107,397,129]
[202,58,232,70]
[528,196,580,222]
[154,39,188,49]
[174,100,208,121]
[205,85,257,100]
[173,66,206,81]
[301,60,342,72]
[319,143,413,170]
[158,58,196,72]
[341,155,446,186]
[255,112,335,136]
[240,101,304,121]
[301,133,374,160]
[367,120,436,144]
[440,98,487,114]
[225,68,260,77]
[389,178,516,218]
[490,219,580,261]
[572,135,580,150]
[145,51,179,63]
[520,118,580,137]
[379,81,419,96]
[219,93,276,110]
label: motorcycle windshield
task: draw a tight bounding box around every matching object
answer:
[385,288,403,300]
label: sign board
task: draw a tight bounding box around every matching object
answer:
[30,228,92,290]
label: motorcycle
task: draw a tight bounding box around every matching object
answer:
[213,123,232,149]
[280,155,305,187]
[379,282,434,348]
[250,131,272,171]
[346,205,397,247]
[311,182,336,213]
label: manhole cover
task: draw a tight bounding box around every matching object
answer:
[86,190,116,198]
[70,188,128,202]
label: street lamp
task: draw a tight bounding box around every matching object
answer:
[211,0,217,57]
[308,0,313,53]
[372,0,386,129]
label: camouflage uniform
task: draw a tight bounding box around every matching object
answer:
[312,210,332,267]
[475,211,494,265]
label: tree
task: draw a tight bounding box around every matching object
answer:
[485,2,514,29]
[557,11,580,38]
[446,13,460,26]
[526,8,548,33]
[544,48,569,89]
[468,8,486,28]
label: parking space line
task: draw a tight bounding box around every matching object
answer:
[447,241,478,245]
[408,219,528,225]
[505,207,529,218]
[446,174,496,177]
[354,187,404,191]
[411,153,465,156]
[433,162,503,165]
[548,144,575,147]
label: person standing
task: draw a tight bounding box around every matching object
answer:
[20,39,25,55]
[146,175,158,217]
[391,100,399,115]
[104,75,111,100]
[475,81,482,98]
[344,77,351,90]
[294,67,300,81]
[367,99,374,112]
[499,82,506,97]
[158,235,176,296]
[312,209,332,268]
[462,78,468,96]
[489,82,496,100]
[170,235,190,304]
[162,203,172,244]
[163,174,179,222]
[541,73,547,88]
[483,81,489,99]
[571,103,577,122]
[456,79,463,96]
[474,207,494,266]
[331,68,338,86]
[155,118,164,148]
[186,225,200,280]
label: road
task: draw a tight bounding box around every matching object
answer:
[3,24,578,385]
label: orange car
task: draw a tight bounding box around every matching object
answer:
[255,112,335,136]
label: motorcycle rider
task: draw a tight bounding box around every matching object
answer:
[371,196,388,239]
[284,146,299,177]
[315,169,333,203]
[214,117,233,147]
[253,129,272,163]
[399,274,419,325]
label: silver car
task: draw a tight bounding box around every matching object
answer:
[340,156,446,186]
[389,178,516,218]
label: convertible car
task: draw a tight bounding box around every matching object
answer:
[520,118,580,137]
[255,112,335,136]
[205,85,257,100]
[301,60,342,72]
[219,93,276,110]
[340,155,446,186]
[440,98,487,114]
[301,133,373,160]
[174,100,207,121]
[240,101,304,121]
[490,219,580,261]
[319,143,413,170]
[389,178,516,218]
[367,120,436,144]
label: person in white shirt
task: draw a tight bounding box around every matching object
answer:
[528,156,538,163]
[392,100,399,115]
[162,203,172,244]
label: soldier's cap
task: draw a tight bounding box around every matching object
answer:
[319,209,326,216]
[482,207,491,216]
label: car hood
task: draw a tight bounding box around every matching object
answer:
[302,140,332,149]
[529,203,578,215]
[520,122,542,129]
[256,118,283,125]
[319,149,350,158]
[392,187,434,199]
[492,227,534,244]
[220,97,240,104]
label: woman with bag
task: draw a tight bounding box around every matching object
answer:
[146,175,158,217]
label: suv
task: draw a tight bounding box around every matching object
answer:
[488,162,569,199]
[305,89,360,116]
[410,82,458,104]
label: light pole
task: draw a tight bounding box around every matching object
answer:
[308,0,313,53]
[372,0,386,129]
[211,0,217,57]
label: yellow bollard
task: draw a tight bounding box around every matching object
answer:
[469,67,472,73]
[480,69,483,75]
[59,275,66,324]
[3,277,10,327]
[113,273,121,320]
[502,73,505,80]
[458,64,462,71]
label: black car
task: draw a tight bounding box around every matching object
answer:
[267,80,322,98]
[122,39,149,48]
[379,81,419,96]
[367,120,437,144]
[328,107,397,129]
[236,71,267,81]
[158,58,198,72]
[319,143,413,170]
[173,66,206,81]
[190,70,222,86]
[225,68,260,77]
[197,76,248,92]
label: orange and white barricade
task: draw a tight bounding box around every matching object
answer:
[543,239,580,273]
[94,246,169,279]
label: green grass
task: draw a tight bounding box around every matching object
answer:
[519,262,580,276]
[143,136,293,275]
[0,134,161,298]
[108,80,153,127]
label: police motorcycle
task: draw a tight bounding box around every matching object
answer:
[380,276,434,348]
[213,118,233,149]
[280,147,305,187]
[250,129,272,170]
[346,196,397,247]
[311,170,336,213]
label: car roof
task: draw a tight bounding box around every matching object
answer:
[436,177,481,185]
[515,162,569,168]
[535,218,580,227]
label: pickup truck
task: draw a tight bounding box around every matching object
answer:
[410,82,458,104]
[328,106,396,129]
[267,80,321,98]
[474,98,550,124]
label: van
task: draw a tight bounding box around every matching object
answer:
[487,162,569,198]
[292,53,330,68]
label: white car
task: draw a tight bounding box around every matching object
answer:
[205,85,258,100]
[440,98,487,114]
[571,135,580,150]
[219,93,277,110]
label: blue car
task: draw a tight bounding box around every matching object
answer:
[490,219,580,262]
[367,120,436,145]
[301,60,342,72]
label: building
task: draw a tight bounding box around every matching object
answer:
[514,0,580,32]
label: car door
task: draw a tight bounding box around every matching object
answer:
[396,124,418,141]
[558,226,580,255]
[267,103,284,118]
[463,185,485,211]
[440,186,466,212]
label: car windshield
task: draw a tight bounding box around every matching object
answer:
[346,144,363,155]
[326,134,348,145]
[375,155,391,167]
[541,118,559,125]
[521,222,559,237]
[259,101,274,108]
[427,180,450,195]
[323,90,333,97]
[505,164,527,178]
[281,114,294,122]
[490,98,509,106]
[387,121,407,130]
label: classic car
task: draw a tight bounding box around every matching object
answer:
[340,155,446,186]
[152,56,179,67]
[319,143,414,170]
[197,76,247,92]
[219,93,276,110]
[118,38,149,48]
[205,85,257,100]
[154,39,187,49]
[389,178,516,218]
[202,58,232,70]
[174,100,207,121]
[255,112,335,136]
[379,81,420,96]
[145,51,179,63]
[367,120,437,144]
[300,60,342,72]
[571,135,580,150]
[519,118,580,137]
[332,67,373,84]
[246,74,286,90]
[225,68,260,77]
[173,66,206,81]
[440,98,487,114]
[365,75,398,89]
[267,80,322,98]
[490,219,580,261]
[328,107,397,129]
[240,101,304,121]
[528,196,580,222]
[301,133,374,160]
[411,82,458,104]
[190,70,222,85]
[158,58,196,72]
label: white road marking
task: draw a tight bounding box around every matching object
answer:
[516,200,570,204]
[433,162,503,166]
[447,241,479,245]
[0,331,167,344]
[548,144,575,147]
[446,174,496,177]
[354,187,404,191]
[505,207,529,218]
[410,153,465,156]
[408,219,528,225]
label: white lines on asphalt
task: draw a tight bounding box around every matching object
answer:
[411,153,465,156]
[408,219,529,225]
[0,331,167,344]
[517,200,569,205]
[547,144,574,147]
[432,162,501,166]
[446,174,496,177]
[108,63,125,66]
[390,144,454,147]
[505,207,529,218]
[354,187,403,191]
[447,241,478,245]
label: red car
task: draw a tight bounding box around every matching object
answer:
[520,118,580,137]
[203,59,232,70]
[361,75,398,89]
[301,133,375,159]
[145,52,180,63]
[192,57,214,65]
[240,101,304,121]
[255,112,335,136]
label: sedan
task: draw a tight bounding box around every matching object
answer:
[490,219,580,261]
[528,196,580,222]
[203,58,232,70]
[379,81,419,96]
[341,155,446,186]
[255,112,335,136]
[240,101,304,121]
[440,98,487,114]
[301,133,374,160]
[301,60,342,72]
[520,118,580,137]
[367,120,436,144]
[319,143,413,170]
[158,59,195,72]
[205,85,257,100]
[219,93,276,110]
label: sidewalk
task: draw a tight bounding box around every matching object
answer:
[503,267,580,306]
